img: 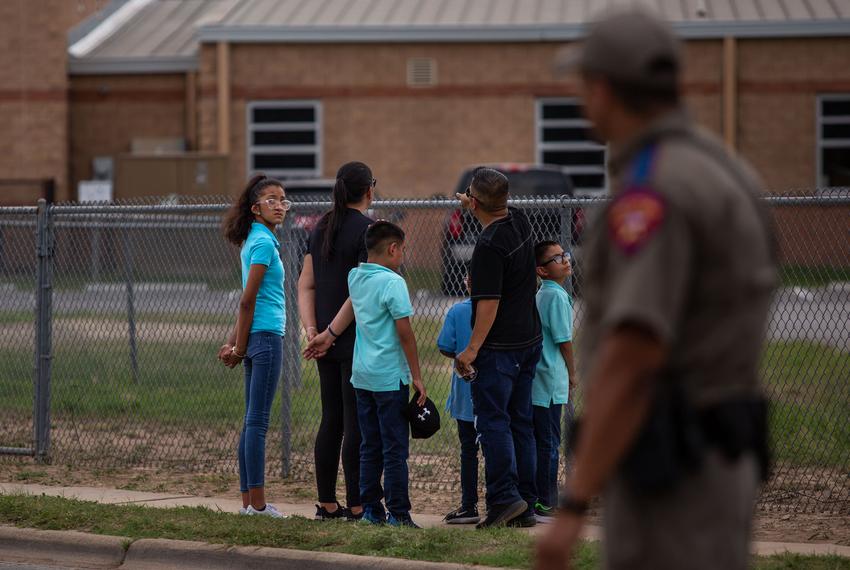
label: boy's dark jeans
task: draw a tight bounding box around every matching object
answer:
[457,419,479,508]
[471,344,541,509]
[355,384,411,517]
[533,403,563,507]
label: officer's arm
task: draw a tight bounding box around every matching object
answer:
[565,322,665,503]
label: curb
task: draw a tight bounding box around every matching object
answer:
[0,525,127,568]
[123,537,497,570]
[0,526,498,570]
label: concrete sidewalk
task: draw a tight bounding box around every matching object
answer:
[2,483,848,559]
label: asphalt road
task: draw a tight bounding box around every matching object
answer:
[0,283,848,349]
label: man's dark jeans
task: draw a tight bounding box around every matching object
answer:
[471,344,541,509]
[355,384,411,518]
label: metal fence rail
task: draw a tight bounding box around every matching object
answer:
[0,194,848,515]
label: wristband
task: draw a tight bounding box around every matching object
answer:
[231,346,246,358]
[327,325,339,338]
[558,490,589,516]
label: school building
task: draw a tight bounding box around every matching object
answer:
[1,0,849,207]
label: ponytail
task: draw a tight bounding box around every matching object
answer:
[223,173,284,246]
[319,161,373,259]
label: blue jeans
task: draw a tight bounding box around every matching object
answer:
[238,332,283,492]
[457,419,479,509]
[533,403,563,507]
[356,384,411,518]
[471,344,541,509]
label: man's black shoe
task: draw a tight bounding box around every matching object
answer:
[507,509,537,528]
[475,499,528,529]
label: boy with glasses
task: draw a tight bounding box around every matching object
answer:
[531,241,577,523]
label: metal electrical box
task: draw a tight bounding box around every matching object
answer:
[114,153,229,199]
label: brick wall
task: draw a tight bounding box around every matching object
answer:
[0,0,106,204]
[195,40,725,197]
[738,37,850,190]
[69,74,187,194]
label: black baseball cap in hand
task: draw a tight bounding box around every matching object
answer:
[405,393,441,439]
[555,7,681,91]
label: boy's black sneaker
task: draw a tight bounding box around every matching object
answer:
[475,499,528,529]
[444,505,480,525]
[507,508,538,528]
[315,502,347,521]
[533,501,556,524]
[387,512,421,528]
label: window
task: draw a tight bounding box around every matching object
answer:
[536,98,607,194]
[818,96,850,189]
[247,101,322,179]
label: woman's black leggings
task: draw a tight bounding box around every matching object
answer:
[315,358,361,507]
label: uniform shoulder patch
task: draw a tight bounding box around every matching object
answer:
[607,188,666,255]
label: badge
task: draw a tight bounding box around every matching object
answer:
[607,188,666,255]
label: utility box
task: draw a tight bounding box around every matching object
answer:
[114,153,228,199]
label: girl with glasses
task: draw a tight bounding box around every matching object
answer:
[219,174,290,519]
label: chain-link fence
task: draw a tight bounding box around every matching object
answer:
[1,193,848,514]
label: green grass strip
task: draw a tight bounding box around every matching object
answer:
[1,495,848,569]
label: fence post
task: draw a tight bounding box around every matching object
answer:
[34,199,54,463]
[279,220,299,479]
[121,224,139,383]
[559,197,575,296]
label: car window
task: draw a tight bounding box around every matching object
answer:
[454,169,571,197]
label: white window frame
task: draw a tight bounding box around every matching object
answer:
[816,94,850,190]
[535,97,608,195]
[246,100,322,179]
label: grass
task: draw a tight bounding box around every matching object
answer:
[0,495,846,569]
[0,331,847,467]
[779,266,850,288]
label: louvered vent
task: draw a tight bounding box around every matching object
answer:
[407,58,437,87]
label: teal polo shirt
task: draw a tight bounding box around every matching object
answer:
[532,279,573,407]
[348,263,414,392]
[241,222,286,336]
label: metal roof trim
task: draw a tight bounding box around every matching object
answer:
[68,56,198,75]
[196,19,850,43]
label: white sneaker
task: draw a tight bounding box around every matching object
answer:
[246,504,287,518]
[239,507,248,515]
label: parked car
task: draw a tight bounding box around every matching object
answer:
[440,164,585,296]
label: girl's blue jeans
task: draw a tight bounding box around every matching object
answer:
[238,332,283,492]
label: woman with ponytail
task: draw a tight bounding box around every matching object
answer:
[219,174,291,518]
[298,161,375,521]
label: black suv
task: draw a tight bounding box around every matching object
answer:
[440,164,584,296]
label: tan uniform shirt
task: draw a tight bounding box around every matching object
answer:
[580,110,777,408]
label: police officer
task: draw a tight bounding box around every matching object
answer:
[535,8,776,570]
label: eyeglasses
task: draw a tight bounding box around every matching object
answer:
[256,198,292,211]
[464,186,477,202]
[538,252,570,267]
[371,178,378,188]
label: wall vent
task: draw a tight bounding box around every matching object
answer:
[407,58,437,87]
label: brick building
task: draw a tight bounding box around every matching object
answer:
[2,0,850,204]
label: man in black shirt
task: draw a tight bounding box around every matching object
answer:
[455,167,543,528]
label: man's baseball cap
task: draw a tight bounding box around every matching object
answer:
[555,7,681,91]
[405,393,441,439]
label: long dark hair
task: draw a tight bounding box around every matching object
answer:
[320,161,373,259]
[222,174,284,246]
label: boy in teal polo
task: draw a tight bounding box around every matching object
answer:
[348,221,427,528]
[531,240,576,523]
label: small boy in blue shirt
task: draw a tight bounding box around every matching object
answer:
[531,240,576,523]
[348,221,427,528]
[436,273,480,525]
